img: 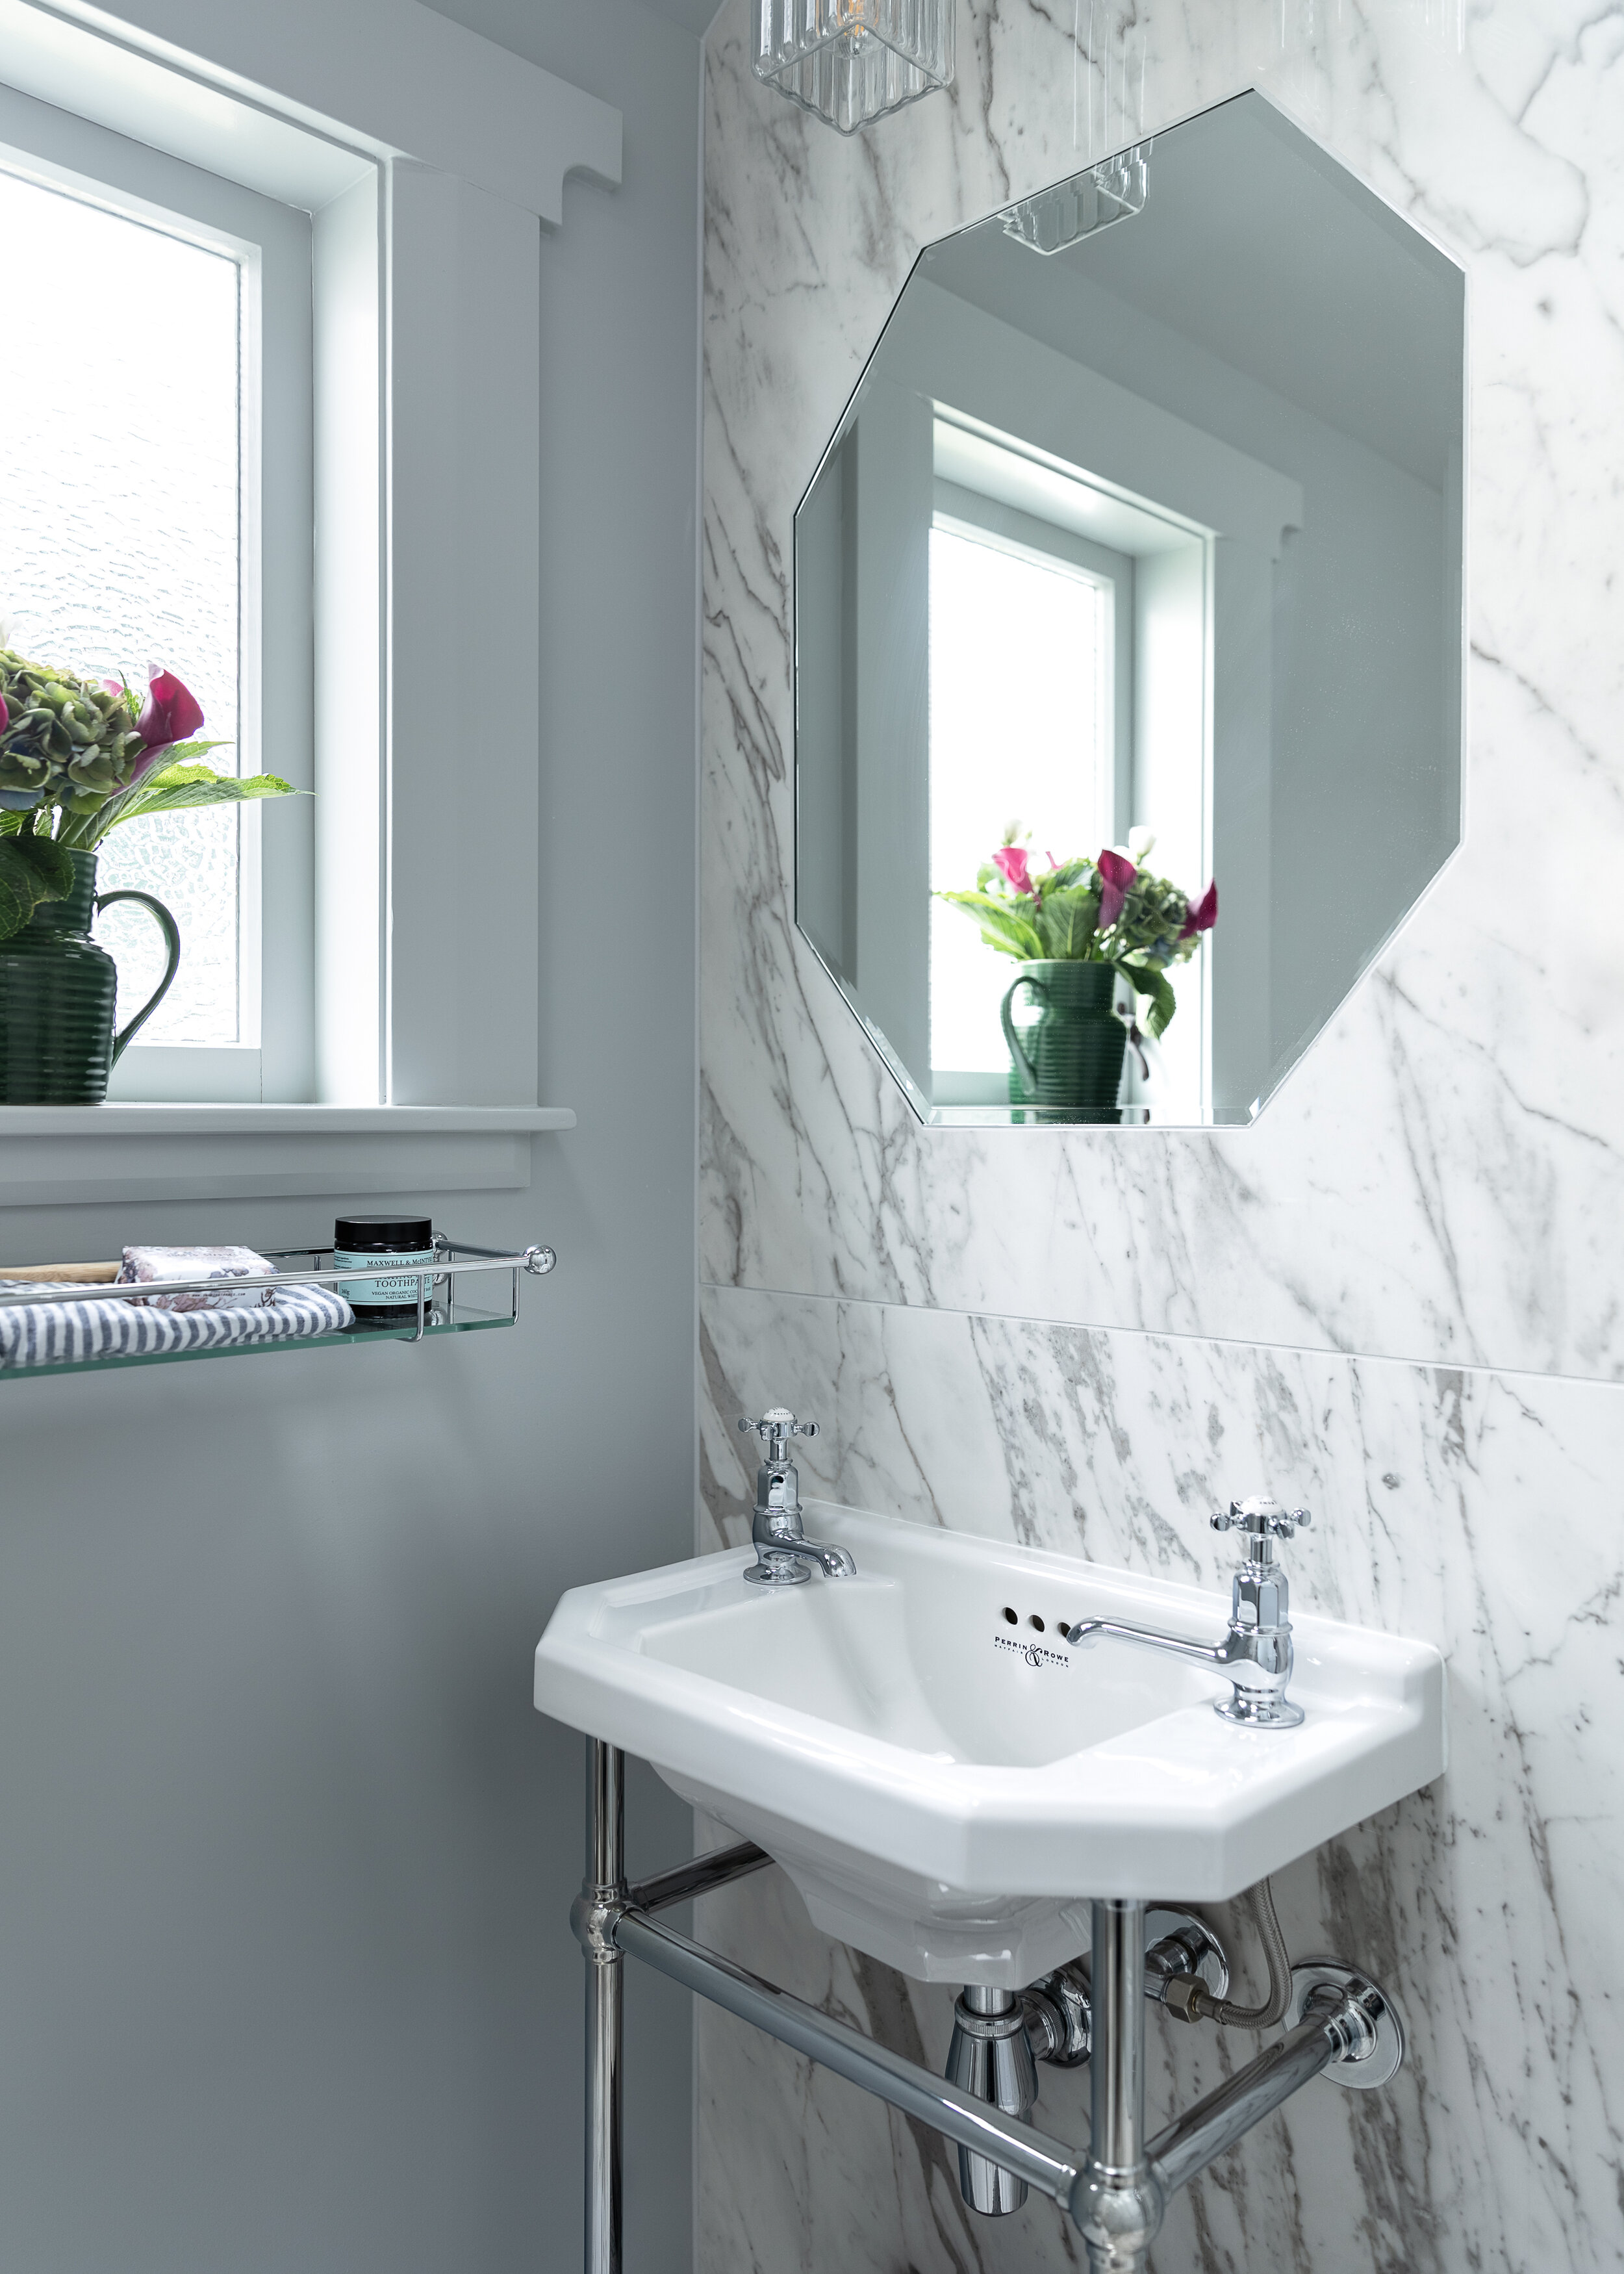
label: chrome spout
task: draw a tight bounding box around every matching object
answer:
[737,1407,857,1585]
[1064,1495,1311,1728]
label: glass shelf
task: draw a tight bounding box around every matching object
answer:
[0,1238,554,1386]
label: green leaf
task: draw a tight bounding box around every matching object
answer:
[123,769,298,817]
[1119,961,1179,1038]
[937,889,1044,960]
[86,752,300,845]
[1034,888,1100,959]
[0,831,73,941]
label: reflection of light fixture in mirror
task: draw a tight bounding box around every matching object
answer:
[754,0,954,135]
[1002,142,1151,254]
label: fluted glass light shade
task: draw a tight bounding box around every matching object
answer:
[1001,142,1150,255]
[754,0,954,134]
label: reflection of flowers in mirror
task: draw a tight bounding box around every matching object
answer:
[937,824,1217,1039]
[0,646,297,940]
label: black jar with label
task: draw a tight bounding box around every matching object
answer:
[333,1213,437,1328]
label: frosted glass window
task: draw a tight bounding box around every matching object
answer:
[0,166,244,1046]
[928,522,1112,1075]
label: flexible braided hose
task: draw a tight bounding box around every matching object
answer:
[1191,1877,1293,2029]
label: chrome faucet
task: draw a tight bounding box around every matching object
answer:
[1063,1495,1312,1728]
[737,1409,857,1585]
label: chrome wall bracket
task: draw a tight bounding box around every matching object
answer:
[571,1744,1409,2274]
[1286,1962,1404,2088]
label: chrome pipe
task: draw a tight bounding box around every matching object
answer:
[583,1743,625,2274]
[628,1841,771,1916]
[1149,2010,1343,2197]
[945,1984,1039,2215]
[613,1906,1083,2205]
[1091,1900,1146,2172]
[1074,1899,1164,2274]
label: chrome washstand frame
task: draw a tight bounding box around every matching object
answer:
[570,1741,1408,2274]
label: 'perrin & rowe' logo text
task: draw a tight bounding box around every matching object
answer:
[994,1631,1071,1671]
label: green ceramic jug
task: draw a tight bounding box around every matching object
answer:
[0,849,180,1103]
[1000,959,1128,1121]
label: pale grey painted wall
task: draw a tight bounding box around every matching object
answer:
[0,2,702,2269]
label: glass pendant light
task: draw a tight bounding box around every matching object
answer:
[754,0,954,134]
[1001,142,1150,255]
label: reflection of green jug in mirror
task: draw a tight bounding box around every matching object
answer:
[0,849,181,1103]
[1000,961,1127,1121]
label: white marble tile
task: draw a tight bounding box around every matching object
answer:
[696,0,1624,2265]
[696,1283,1624,2273]
[699,0,1624,1381]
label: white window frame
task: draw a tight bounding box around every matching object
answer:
[0,0,620,1201]
[0,84,316,1103]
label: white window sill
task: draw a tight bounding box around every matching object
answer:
[0,1104,575,1208]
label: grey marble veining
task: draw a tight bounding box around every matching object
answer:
[695,0,1624,2267]
[700,0,1624,1381]
[696,1283,1624,2273]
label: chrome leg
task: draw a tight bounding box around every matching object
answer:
[1072,1900,1165,2274]
[583,1742,624,2274]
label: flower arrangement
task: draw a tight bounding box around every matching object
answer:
[938,825,1217,1036]
[0,647,295,939]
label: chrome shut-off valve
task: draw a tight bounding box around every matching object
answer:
[737,1409,857,1586]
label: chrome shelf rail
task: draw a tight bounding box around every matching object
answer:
[0,1237,557,1381]
[0,1238,556,1314]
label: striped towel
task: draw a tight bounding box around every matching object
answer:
[0,1280,355,1370]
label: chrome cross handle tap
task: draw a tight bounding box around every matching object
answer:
[737,1409,857,1587]
[1064,1493,1313,1728]
[1212,1495,1312,1548]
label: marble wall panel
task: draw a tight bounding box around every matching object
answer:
[696,1283,1624,2273]
[699,0,1624,1380]
[696,0,1624,2266]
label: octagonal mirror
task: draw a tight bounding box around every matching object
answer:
[793,90,1465,1126]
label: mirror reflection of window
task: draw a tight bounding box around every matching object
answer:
[927,522,1113,1092]
[925,422,1210,1114]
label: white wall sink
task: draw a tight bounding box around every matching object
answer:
[534,1505,1446,1986]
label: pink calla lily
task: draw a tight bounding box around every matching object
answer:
[136,668,204,749]
[1180,879,1219,938]
[993,844,1035,896]
[1096,848,1137,930]
[130,668,205,783]
[0,693,8,735]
